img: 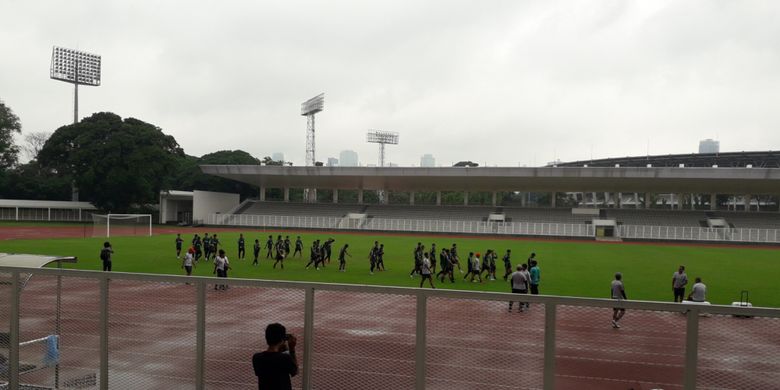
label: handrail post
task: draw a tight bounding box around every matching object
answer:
[683,308,700,390]
[9,271,20,390]
[543,303,557,390]
[415,293,427,390]
[195,281,206,390]
[302,287,315,390]
[100,276,109,389]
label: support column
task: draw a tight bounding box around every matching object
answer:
[604,192,610,208]
[333,189,339,204]
[645,193,652,209]
[283,188,290,202]
[382,190,390,205]
[615,193,622,209]
[634,193,639,209]
[744,194,751,212]
[492,192,497,207]
[550,192,557,208]
[358,190,364,204]
[690,194,696,210]
[677,193,684,210]
[410,191,415,206]
[436,191,442,206]
[710,193,717,210]
[259,186,266,201]
[521,192,527,207]
[592,192,598,208]
[463,191,469,206]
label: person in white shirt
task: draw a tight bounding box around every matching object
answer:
[181,247,195,276]
[611,272,627,328]
[672,265,688,302]
[688,277,707,302]
[508,265,528,312]
[213,249,231,291]
[419,253,435,289]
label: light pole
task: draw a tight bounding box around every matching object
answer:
[301,93,324,202]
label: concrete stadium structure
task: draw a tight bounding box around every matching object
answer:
[201,165,780,210]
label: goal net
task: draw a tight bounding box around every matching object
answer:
[91,214,152,238]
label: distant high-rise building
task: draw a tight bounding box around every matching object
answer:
[272,152,285,162]
[326,157,339,167]
[339,150,359,167]
[420,154,435,167]
[698,139,719,154]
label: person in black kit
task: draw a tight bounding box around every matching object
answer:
[203,234,212,260]
[212,234,221,255]
[238,234,246,260]
[451,243,463,273]
[175,234,183,259]
[266,235,274,259]
[305,240,321,270]
[338,244,350,272]
[527,252,536,269]
[283,236,291,259]
[375,244,385,271]
[253,239,261,266]
[368,241,379,274]
[192,234,203,263]
[252,323,298,390]
[409,243,423,277]
[273,240,286,269]
[429,243,437,274]
[100,242,114,271]
[436,248,451,282]
[321,238,334,264]
[293,236,303,257]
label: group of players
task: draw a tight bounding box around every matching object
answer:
[173,233,542,293]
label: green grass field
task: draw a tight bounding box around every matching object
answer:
[2,228,779,307]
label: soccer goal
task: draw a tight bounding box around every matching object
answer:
[91,214,152,238]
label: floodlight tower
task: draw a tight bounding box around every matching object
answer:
[50,46,102,124]
[301,93,324,202]
[366,130,399,167]
[301,93,325,166]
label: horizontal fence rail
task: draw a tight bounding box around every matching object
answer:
[2,267,779,390]
[206,213,780,244]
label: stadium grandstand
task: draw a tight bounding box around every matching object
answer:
[552,150,780,168]
[194,164,780,244]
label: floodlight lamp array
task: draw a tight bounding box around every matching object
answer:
[301,93,325,115]
[50,46,102,86]
[366,130,399,145]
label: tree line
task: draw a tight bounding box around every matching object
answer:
[0,100,278,212]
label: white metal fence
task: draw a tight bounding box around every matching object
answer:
[207,213,780,244]
[0,207,94,222]
[2,267,779,390]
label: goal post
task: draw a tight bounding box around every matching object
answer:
[91,214,152,238]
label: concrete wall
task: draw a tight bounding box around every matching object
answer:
[193,190,240,223]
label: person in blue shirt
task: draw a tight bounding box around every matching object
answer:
[529,260,541,295]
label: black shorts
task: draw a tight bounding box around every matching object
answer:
[674,287,685,299]
[530,284,539,295]
[512,288,527,294]
[217,269,227,278]
[184,265,192,274]
[421,274,433,279]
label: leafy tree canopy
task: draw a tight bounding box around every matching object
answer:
[0,100,22,169]
[37,112,183,212]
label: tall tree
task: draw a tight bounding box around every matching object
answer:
[0,100,22,169]
[38,112,183,211]
[22,131,51,161]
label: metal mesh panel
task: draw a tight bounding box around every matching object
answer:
[555,305,686,390]
[425,297,545,390]
[205,284,304,390]
[311,291,416,389]
[0,272,10,386]
[697,313,780,389]
[16,274,57,389]
[108,279,196,389]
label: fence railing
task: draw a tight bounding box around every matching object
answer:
[2,267,779,390]
[0,207,94,222]
[207,213,780,243]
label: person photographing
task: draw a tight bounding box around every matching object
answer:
[252,323,298,390]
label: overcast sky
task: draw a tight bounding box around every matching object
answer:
[2,0,780,167]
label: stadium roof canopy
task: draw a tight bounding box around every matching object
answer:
[0,199,96,210]
[200,165,780,194]
[554,150,780,168]
[0,253,77,268]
